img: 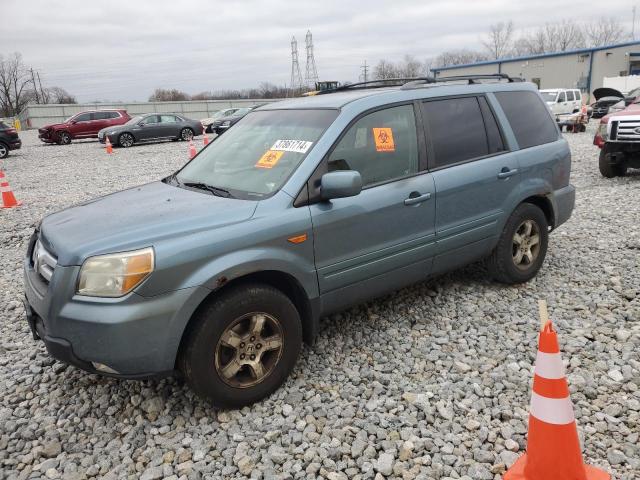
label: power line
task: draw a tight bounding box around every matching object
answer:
[360,60,369,83]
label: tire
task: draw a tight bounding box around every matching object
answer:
[179,283,302,408]
[599,148,627,178]
[487,203,549,284]
[57,131,71,145]
[205,125,212,134]
[118,132,134,148]
[0,142,8,159]
[180,128,194,141]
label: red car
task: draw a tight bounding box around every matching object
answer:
[38,109,130,145]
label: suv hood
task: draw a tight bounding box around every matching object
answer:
[40,181,258,266]
[40,122,70,130]
[593,87,624,101]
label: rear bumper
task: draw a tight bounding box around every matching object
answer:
[551,184,575,229]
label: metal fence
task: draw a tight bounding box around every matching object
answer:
[18,99,281,129]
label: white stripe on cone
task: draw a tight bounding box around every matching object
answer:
[534,351,565,379]
[530,391,575,425]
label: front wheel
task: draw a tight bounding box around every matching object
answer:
[180,128,194,141]
[487,203,549,284]
[179,283,302,408]
[118,133,134,148]
[57,131,71,145]
[0,142,8,159]
[599,148,627,177]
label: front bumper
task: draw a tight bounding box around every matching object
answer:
[23,238,210,377]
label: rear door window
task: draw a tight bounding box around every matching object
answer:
[566,91,574,101]
[160,115,178,123]
[495,91,559,149]
[421,96,491,168]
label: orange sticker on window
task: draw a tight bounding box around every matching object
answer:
[373,127,395,152]
[255,150,284,169]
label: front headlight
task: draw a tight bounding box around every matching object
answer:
[77,247,154,297]
[597,123,609,141]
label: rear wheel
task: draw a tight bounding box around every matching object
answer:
[118,133,134,148]
[487,203,549,284]
[0,142,8,159]
[179,283,302,407]
[599,147,627,177]
[180,128,194,141]
[57,131,71,145]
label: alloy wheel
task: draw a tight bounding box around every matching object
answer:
[512,219,541,270]
[215,312,284,389]
[119,133,134,147]
[181,128,193,141]
[0,144,7,158]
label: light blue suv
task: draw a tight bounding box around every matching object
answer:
[24,75,575,406]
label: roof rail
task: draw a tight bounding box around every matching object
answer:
[316,77,435,95]
[401,73,523,89]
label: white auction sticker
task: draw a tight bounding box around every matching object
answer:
[271,139,313,154]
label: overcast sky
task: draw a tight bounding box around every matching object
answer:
[1,0,636,102]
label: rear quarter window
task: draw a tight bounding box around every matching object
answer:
[495,91,559,149]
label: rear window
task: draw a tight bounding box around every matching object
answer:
[495,91,559,149]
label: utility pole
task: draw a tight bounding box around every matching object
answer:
[361,60,369,83]
[36,71,48,103]
[30,68,40,104]
[633,5,637,40]
[304,30,319,89]
[289,36,303,97]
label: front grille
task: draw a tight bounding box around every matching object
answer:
[610,120,640,142]
[31,238,57,283]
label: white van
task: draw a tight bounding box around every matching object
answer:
[539,89,583,115]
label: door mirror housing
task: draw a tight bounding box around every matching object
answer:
[320,170,362,201]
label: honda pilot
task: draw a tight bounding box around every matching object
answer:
[24,75,575,407]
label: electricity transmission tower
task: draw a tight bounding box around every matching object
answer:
[289,36,304,96]
[304,30,319,89]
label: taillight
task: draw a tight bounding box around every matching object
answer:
[6,128,17,134]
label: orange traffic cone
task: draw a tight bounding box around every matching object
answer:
[504,303,610,480]
[0,170,22,209]
[105,136,113,154]
[189,140,196,159]
[202,125,209,146]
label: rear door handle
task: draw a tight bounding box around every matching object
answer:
[404,192,431,206]
[497,168,518,179]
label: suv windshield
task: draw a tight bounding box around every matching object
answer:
[539,91,558,102]
[175,109,338,199]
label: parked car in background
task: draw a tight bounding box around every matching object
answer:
[590,87,640,119]
[38,110,130,145]
[0,121,22,158]
[211,107,255,134]
[98,113,202,147]
[24,75,575,407]
[593,98,640,177]
[201,108,240,133]
[539,88,582,115]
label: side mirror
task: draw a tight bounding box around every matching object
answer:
[320,170,362,201]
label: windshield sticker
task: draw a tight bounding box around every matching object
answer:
[373,128,395,152]
[271,139,313,154]
[256,150,284,169]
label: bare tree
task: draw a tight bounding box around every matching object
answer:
[373,60,399,79]
[148,88,191,102]
[45,87,76,104]
[584,17,626,47]
[482,21,514,59]
[434,49,488,68]
[398,55,426,77]
[544,20,585,51]
[0,53,33,117]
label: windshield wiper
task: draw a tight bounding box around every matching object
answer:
[183,182,234,198]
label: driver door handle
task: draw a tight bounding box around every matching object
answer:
[404,192,431,206]
[497,168,518,179]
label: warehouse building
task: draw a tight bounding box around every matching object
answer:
[432,40,640,100]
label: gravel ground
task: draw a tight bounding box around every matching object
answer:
[0,127,638,480]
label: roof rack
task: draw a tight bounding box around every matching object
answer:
[401,73,523,89]
[316,78,432,95]
[316,74,525,95]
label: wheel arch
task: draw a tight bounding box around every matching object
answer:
[521,194,555,230]
[175,269,318,369]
